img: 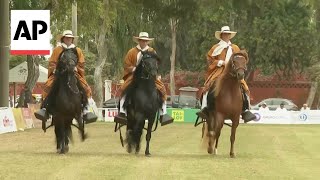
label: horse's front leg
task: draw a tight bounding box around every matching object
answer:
[145,116,155,157]
[214,119,224,155]
[76,114,86,142]
[54,122,61,153]
[230,116,240,158]
[59,120,66,154]
[64,120,72,153]
[206,112,215,154]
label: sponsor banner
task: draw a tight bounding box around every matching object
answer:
[21,108,34,128]
[97,108,118,122]
[250,110,320,124]
[11,108,26,131]
[0,108,17,134]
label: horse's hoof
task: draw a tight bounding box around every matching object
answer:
[84,133,88,140]
[145,153,151,157]
[213,148,218,155]
[230,153,236,158]
[65,146,69,153]
[59,151,65,155]
[207,147,213,154]
[127,145,133,154]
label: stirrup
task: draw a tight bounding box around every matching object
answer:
[114,113,127,125]
[84,112,97,124]
[160,114,174,126]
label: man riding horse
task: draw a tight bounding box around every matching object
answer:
[34,30,97,124]
[196,26,256,122]
[114,32,174,126]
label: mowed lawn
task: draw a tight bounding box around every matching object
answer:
[0,122,320,180]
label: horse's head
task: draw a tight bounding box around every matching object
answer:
[229,50,249,80]
[136,51,159,80]
[56,48,78,75]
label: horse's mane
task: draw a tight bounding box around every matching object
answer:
[213,50,249,97]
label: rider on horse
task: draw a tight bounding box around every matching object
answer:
[34,30,97,124]
[114,32,174,126]
[196,26,256,123]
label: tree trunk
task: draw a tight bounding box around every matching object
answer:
[93,0,109,107]
[72,0,77,45]
[169,18,177,96]
[306,82,318,107]
[16,56,40,107]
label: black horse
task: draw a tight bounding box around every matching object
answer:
[122,51,162,156]
[46,48,87,154]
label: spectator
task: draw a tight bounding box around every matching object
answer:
[276,102,287,111]
[300,103,310,111]
[259,102,270,111]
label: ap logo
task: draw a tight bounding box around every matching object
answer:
[10,10,50,55]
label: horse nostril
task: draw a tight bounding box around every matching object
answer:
[237,72,244,79]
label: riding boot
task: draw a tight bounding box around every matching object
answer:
[83,105,98,124]
[196,91,210,120]
[241,91,256,123]
[34,97,49,122]
[160,114,174,126]
[114,95,127,125]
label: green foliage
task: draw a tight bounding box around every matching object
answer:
[9,55,26,69]
[83,50,97,85]
[10,0,320,81]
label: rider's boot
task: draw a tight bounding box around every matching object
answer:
[114,95,127,125]
[241,90,256,123]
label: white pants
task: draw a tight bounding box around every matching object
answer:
[83,97,96,115]
[201,91,208,109]
[119,95,167,115]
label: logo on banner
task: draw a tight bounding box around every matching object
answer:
[11,10,51,55]
[172,110,184,122]
[2,116,11,127]
[299,113,308,121]
[253,113,261,121]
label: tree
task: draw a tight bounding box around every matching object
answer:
[16,56,39,107]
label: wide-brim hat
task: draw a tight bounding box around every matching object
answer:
[133,32,154,43]
[215,26,237,40]
[56,30,78,41]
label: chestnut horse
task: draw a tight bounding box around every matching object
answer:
[203,50,249,158]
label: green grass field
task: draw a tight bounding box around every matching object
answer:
[0,123,320,180]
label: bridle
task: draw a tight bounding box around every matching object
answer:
[229,55,247,78]
[139,54,157,80]
[57,54,80,94]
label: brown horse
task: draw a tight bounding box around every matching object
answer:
[203,50,249,158]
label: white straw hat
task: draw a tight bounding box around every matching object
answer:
[133,32,154,43]
[56,30,78,41]
[215,26,237,40]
